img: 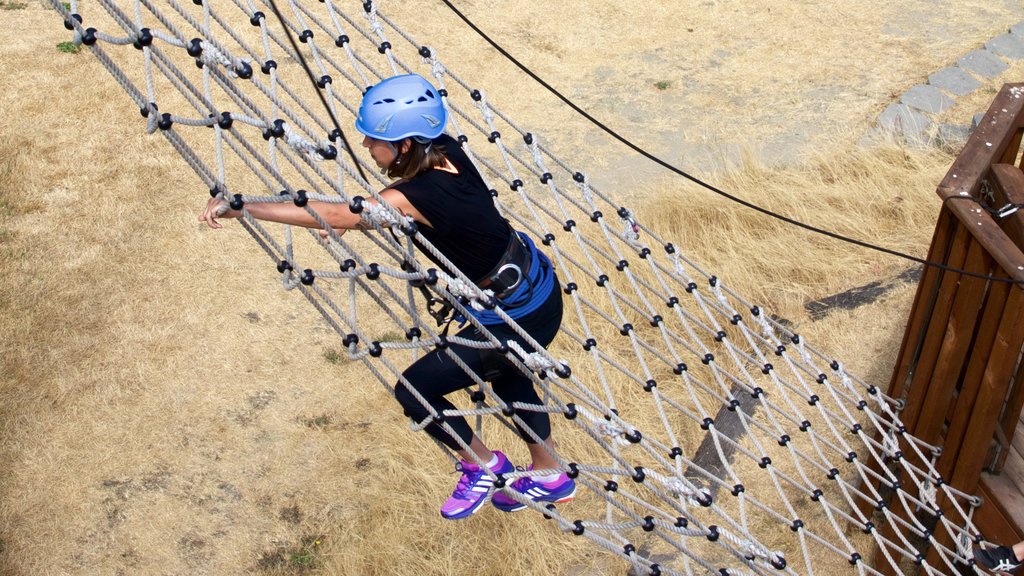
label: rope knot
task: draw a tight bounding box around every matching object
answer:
[361,202,402,229]
[429,59,446,79]
[597,422,625,440]
[198,43,234,72]
[521,351,555,372]
[443,276,488,310]
[753,311,776,340]
[918,478,938,509]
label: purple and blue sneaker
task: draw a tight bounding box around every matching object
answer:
[440,450,514,520]
[492,465,576,512]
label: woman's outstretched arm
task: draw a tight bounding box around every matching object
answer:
[198,188,426,230]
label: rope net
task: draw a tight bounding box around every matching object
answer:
[52,1,986,574]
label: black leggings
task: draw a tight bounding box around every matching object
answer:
[396,279,564,451]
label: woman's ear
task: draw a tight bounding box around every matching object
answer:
[399,138,412,154]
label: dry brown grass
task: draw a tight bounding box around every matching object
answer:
[2,1,1024,575]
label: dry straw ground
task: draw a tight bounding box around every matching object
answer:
[2,1,1024,575]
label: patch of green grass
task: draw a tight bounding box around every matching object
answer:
[0,1,28,9]
[288,536,322,568]
[654,80,671,91]
[56,41,79,54]
[61,1,70,8]
[300,414,332,429]
[322,348,343,364]
[375,331,404,343]
[256,535,324,573]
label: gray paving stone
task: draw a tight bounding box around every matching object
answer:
[1011,21,1024,37]
[900,84,955,114]
[986,33,1024,60]
[937,123,972,149]
[877,103,932,142]
[958,49,1009,78]
[928,67,982,97]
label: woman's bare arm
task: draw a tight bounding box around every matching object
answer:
[198,188,430,230]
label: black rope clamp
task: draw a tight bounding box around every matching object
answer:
[410,269,453,327]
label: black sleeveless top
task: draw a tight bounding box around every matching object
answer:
[392,134,511,282]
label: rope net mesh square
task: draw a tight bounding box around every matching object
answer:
[51,0,986,574]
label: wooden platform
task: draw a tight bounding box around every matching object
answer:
[978,412,1024,546]
[874,84,1024,571]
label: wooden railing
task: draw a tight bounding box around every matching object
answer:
[881,83,1024,569]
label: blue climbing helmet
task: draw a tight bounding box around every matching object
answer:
[354,74,447,141]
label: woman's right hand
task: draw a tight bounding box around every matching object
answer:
[198,196,240,229]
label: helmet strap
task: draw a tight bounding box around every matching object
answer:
[412,135,433,153]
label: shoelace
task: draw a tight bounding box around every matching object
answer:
[508,465,568,491]
[506,465,531,491]
[452,463,482,499]
[994,559,1020,571]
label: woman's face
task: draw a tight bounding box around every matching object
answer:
[362,136,399,170]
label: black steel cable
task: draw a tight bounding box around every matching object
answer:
[266,0,368,185]
[437,0,1022,285]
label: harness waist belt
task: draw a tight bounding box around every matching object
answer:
[476,232,531,300]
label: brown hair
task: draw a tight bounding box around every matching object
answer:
[385,137,448,180]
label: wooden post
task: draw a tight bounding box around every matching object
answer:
[875,85,1024,572]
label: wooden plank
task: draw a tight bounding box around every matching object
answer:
[1014,411,1024,464]
[937,84,1024,201]
[1005,128,1024,165]
[976,475,1024,549]
[887,208,958,400]
[914,238,991,444]
[683,384,758,498]
[949,288,1024,495]
[938,276,1012,480]
[983,450,1024,537]
[998,350,1024,470]
[990,164,1024,469]
[991,164,1024,262]
[899,224,973,436]
[943,198,1024,284]
[1005,127,1024,165]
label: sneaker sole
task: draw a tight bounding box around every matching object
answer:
[494,487,576,513]
[441,493,491,520]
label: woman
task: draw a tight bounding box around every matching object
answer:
[199,73,575,520]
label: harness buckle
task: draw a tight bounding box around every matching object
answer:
[478,232,531,300]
